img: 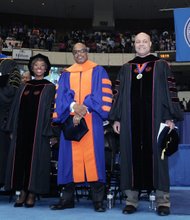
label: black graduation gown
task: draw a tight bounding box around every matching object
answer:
[5,79,55,194]
[109,55,183,192]
[0,58,21,185]
[129,55,159,190]
[0,85,16,185]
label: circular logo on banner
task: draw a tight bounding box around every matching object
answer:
[184,17,190,47]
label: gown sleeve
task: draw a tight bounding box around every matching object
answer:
[83,66,113,120]
[53,72,75,123]
[108,65,126,122]
[160,60,183,122]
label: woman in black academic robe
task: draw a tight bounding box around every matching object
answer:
[5,54,55,208]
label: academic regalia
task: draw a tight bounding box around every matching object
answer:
[0,58,21,185]
[5,79,55,194]
[109,54,183,192]
[0,85,16,185]
[53,60,112,185]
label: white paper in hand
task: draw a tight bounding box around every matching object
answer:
[157,123,169,142]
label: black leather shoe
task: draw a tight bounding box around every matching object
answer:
[14,190,27,208]
[157,206,170,216]
[14,202,24,207]
[94,202,106,212]
[122,205,137,214]
[50,199,75,210]
[24,193,36,208]
[25,203,35,208]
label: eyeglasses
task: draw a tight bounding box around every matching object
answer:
[72,48,87,55]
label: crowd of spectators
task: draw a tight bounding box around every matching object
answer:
[58,29,176,53]
[0,24,56,51]
[0,23,176,53]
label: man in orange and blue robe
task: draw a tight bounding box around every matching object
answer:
[51,43,112,212]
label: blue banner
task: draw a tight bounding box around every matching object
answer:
[174,8,190,62]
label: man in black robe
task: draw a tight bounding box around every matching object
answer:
[109,32,183,216]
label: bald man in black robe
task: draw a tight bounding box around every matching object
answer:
[109,32,183,216]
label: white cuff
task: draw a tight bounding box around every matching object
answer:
[70,102,76,112]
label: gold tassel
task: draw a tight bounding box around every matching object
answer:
[161,148,166,160]
[161,139,171,160]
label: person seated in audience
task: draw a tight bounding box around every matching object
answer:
[21,71,32,84]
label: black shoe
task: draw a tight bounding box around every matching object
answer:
[122,205,137,214]
[24,192,36,208]
[94,202,106,212]
[25,203,35,208]
[14,202,24,207]
[50,199,75,210]
[14,190,27,208]
[157,206,170,216]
